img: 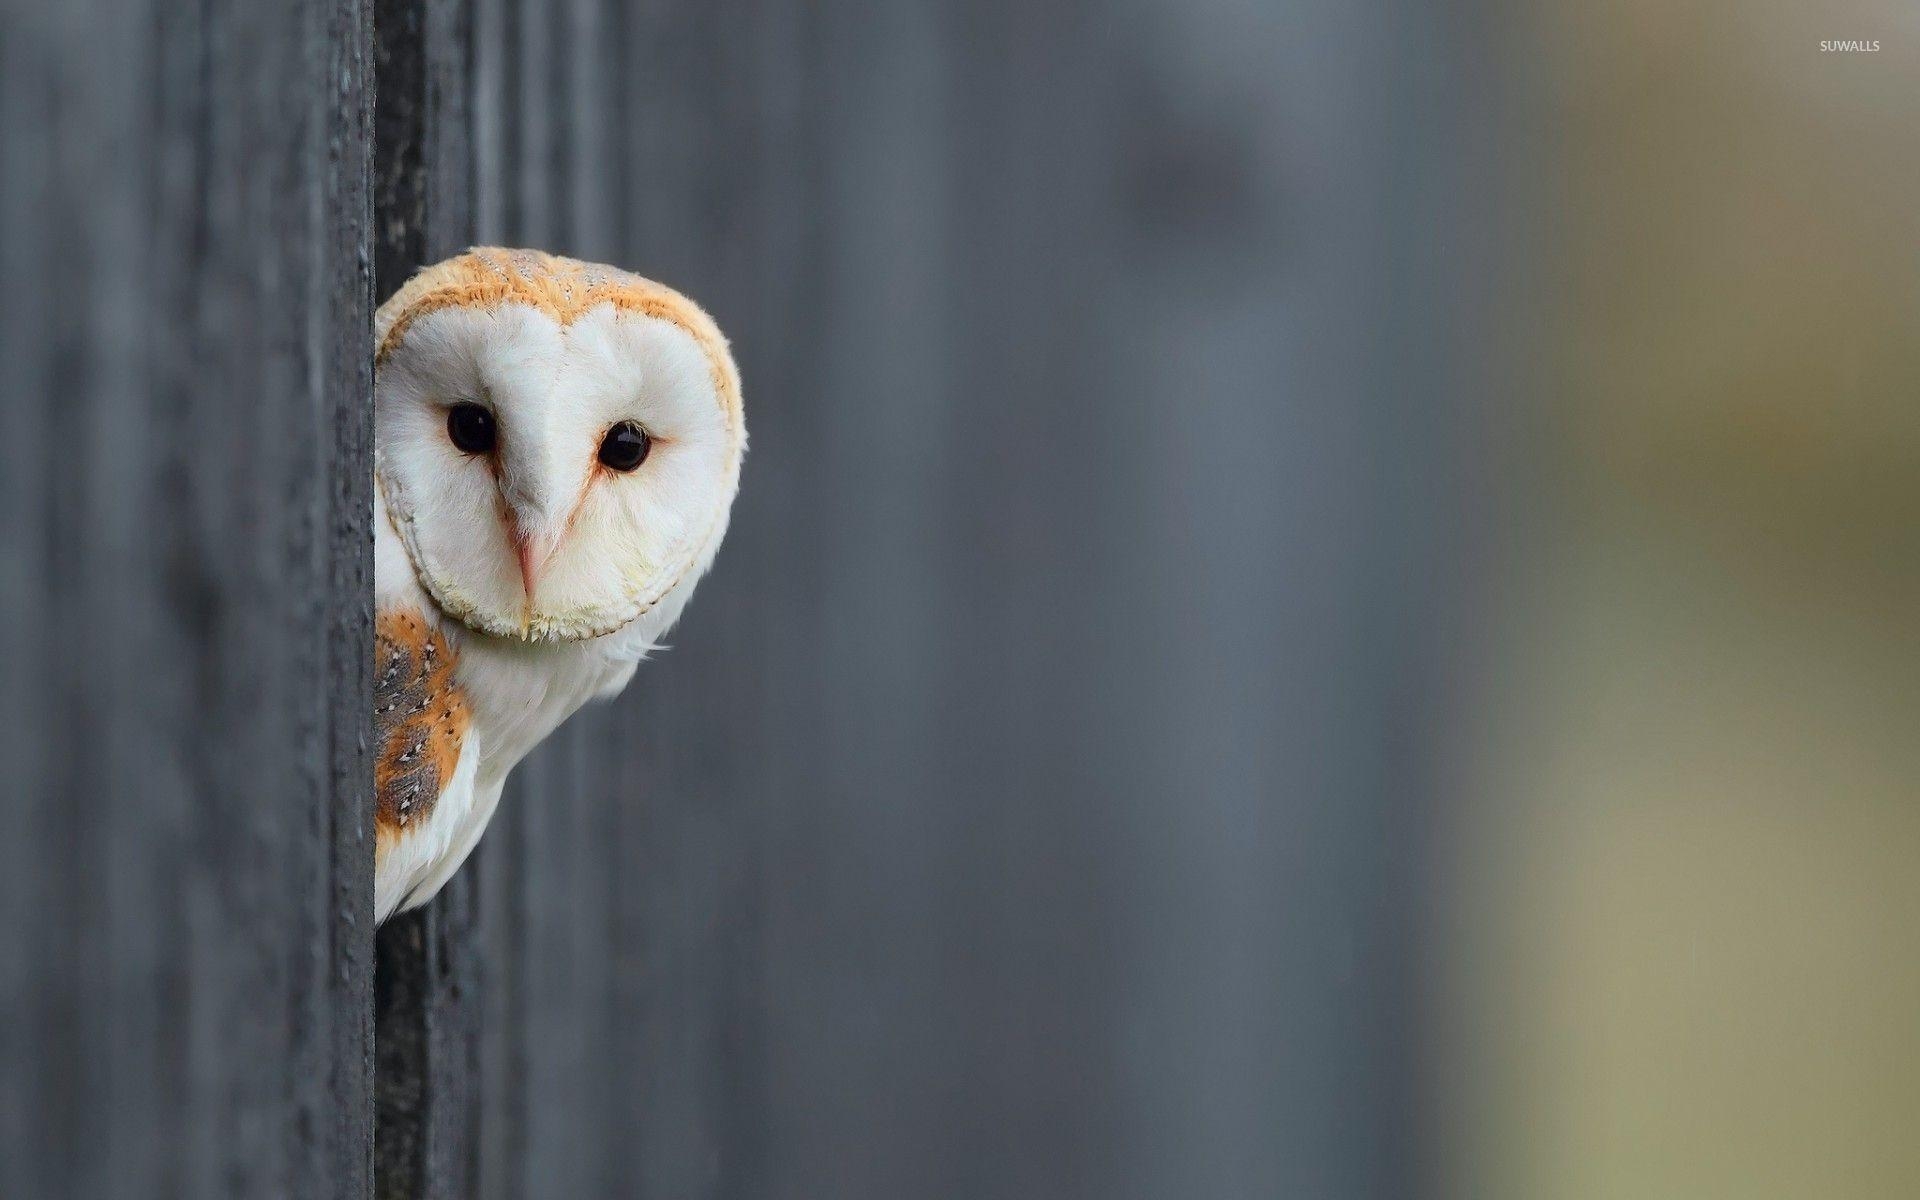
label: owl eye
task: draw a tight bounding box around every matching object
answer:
[598,422,652,472]
[446,403,497,455]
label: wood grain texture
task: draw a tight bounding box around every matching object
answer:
[0,0,377,1196]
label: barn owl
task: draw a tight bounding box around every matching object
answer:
[371,248,743,922]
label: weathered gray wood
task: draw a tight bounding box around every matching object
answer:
[445,1,1477,1197]
[0,0,377,1197]
[374,889,481,1200]
[370,1,483,1197]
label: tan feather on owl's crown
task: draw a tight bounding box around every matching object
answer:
[374,247,741,426]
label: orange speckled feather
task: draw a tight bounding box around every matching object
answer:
[373,609,469,850]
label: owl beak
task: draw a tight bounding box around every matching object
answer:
[514,532,545,598]
[505,516,558,602]
[497,458,585,612]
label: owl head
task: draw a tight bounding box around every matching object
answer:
[375,248,744,645]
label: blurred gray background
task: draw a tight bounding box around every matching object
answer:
[458,1,1485,1197]
[13,1,1912,1198]
[436,0,1490,1195]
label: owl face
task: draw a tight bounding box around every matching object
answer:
[375,250,743,643]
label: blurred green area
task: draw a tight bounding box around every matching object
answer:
[1440,4,1920,1197]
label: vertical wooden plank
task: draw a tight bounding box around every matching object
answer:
[0,0,377,1196]
[317,0,381,1194]
[369,1,481,1198]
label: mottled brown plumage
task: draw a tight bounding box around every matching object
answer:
[373,609,468,847]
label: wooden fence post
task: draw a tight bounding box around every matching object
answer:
[0,0,378,1195]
